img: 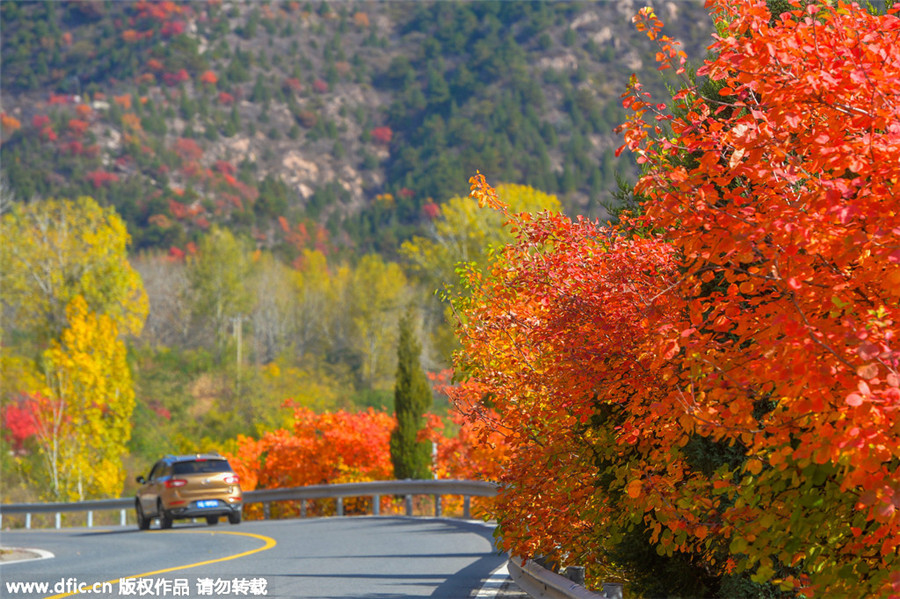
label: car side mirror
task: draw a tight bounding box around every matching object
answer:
[136,475,146,484]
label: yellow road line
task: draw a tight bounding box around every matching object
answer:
[44,530,277,598]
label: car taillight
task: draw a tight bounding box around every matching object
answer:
[224,475,239,485]
[165,479,187,488]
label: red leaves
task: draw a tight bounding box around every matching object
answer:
[67,119,89,137]
[370,126,393,145]
[453,174,679,563]
[221,403,506,517]
[421,200,440,220]
[453,1,900,594]
[85,170,119,188]
[173,137,203,161]
[159,20,185,38]
[162,69,190,87]
[1,400,38,453]
[607,0,900,595]
[283,77,303,93]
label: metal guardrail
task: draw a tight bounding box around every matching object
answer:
[0,479,498,529]
[508,557,623,599]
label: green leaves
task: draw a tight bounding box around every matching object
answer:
[0,196,148,341]
[390,308,433,480]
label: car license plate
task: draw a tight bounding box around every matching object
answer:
[196,500,219,509]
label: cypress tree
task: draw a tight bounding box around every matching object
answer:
[389,308,433,479]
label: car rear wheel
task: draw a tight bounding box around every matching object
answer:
[206,516,219,525]
[158,501,173,529]
[228,510,241,525]
[136,501,151,531]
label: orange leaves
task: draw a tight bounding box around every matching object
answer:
[1,112,21,134]
[609,0,900,595]
[121,113,142,132]
[448,1,900,595]
[469,172,506,212]
[221,402,507,513]
[626,479,643,499]
[198,70,218,86]
[352,11,370,28]
[744,459,763,476]
[451,174,680,568]
[67,119,89,136]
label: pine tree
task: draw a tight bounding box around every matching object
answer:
[389,308,433,479]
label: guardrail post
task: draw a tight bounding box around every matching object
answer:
[405,495,413,516]
[463,496,471,519]
[263,502,271,520]
[336,497,343,516]
[300,500,306,518]
[373,495,380,516]
[121,509,127,526]
[55,512,61,529]
[87,510,93,528]
[26,513,32,529]
[563,566,585,585]
[434,495,441,517]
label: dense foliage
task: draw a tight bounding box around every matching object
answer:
[452,0,900,596]
[222,399,508,518]
[1,183,560,502]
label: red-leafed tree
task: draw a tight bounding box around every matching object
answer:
[198,70,218,86]
[163,69,190,87]
[453,1,900,597]
[68,119,89,137]
[370,126,393,145]
[2,399,38,453]
[85,171,119,188]
[223,406,396,516]
[173,137,203,161]
[452,174,677,578]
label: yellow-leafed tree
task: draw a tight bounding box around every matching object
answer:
[1,196,146,500]
[0,196,147,342]
[401,184,562,292]
[37,297,135,500]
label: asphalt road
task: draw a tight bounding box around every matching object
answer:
[0,516,526,599]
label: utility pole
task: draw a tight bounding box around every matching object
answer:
[233,315,243,395]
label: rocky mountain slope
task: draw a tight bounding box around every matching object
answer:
[0,0,714,257]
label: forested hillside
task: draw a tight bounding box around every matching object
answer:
[0,1,713,504]
[0,0,713,254]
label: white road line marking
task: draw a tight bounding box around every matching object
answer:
[475,561,510,597]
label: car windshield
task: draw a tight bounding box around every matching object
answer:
[172,460,232,475]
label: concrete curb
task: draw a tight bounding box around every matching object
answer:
[0,546,55,565]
